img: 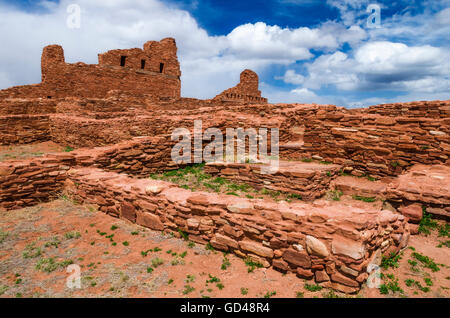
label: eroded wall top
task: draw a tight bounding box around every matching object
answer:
[214,69,268,104]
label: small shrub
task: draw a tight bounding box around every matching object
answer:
[241,288,249,295]
[151,258,164,268]
[381,252,401,269]
[178,229,189,241]
[263,291,276,298]
[304,283,322,292]
[185,274,195,283]
[182,285,195,295]
[206,274,220,284]
[418,209,438,235]
[221,255,231,270]
[244,258,263,273]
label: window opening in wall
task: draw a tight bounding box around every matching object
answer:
[141,59,146,69]
[120,56,127,67]
[159,63,164,73]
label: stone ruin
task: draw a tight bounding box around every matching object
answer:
[0,38,449,294]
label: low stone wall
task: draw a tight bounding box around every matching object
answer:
[302,115,449,177]
[0,154,72,209]
[386,165,450,221]
[64,167,410,293]
[0,115,51,145]
[204,161,342,201]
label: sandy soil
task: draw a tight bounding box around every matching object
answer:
[0,199,448,298]
[0,141,66,162]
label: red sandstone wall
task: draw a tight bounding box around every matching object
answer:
[0,115,51,145]
[300,104,449,177]
[0,39,181,101]
[62,167,408,293]
[214,70,268,104]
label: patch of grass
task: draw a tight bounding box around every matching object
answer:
[438,223,450,238]
[424,277,433,286]
[205,242,215,252]
[296,291,304,298]
[304,283,322,292]
[185,274,196,283]
[44,236,61,248]
[216,283,224,290]
[35,258,73,273]
[408,259,419,272]
[151,257,164,268]
[182,285,195,295]
[418,209,438,235]
[412,252,440,272]
[187,241,195,248]
[221,254,231,270]
[379,275,403,295]
[178,229,189,241]
[110,225,119,231]
[171,257,186,266]
[381,252,402,269]
[131,231,139,236]
[406,280,431,293]
[64,146,74,152]
[244,258,263,273]
[122,241,129,246]
[437,240,450,248]
[0,229,9,243]
[23,243,42,259]
[352,195,376,203]
[64,231,81,240]
[241,288,249,295]
[0,285,8,296]
[301,158,313,163]
[206,274,220,284]
[287,193,302,200]
[146,267,153,273]
[263,291,276,298]
[328,190,343,201]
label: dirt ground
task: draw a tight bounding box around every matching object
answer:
[0,141,66,162]
[0,199,448,298]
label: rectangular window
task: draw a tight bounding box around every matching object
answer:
[120,56,127,67]
[159,63,164,73]
[141,59,146,69]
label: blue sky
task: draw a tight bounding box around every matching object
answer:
[0,0,449,107]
